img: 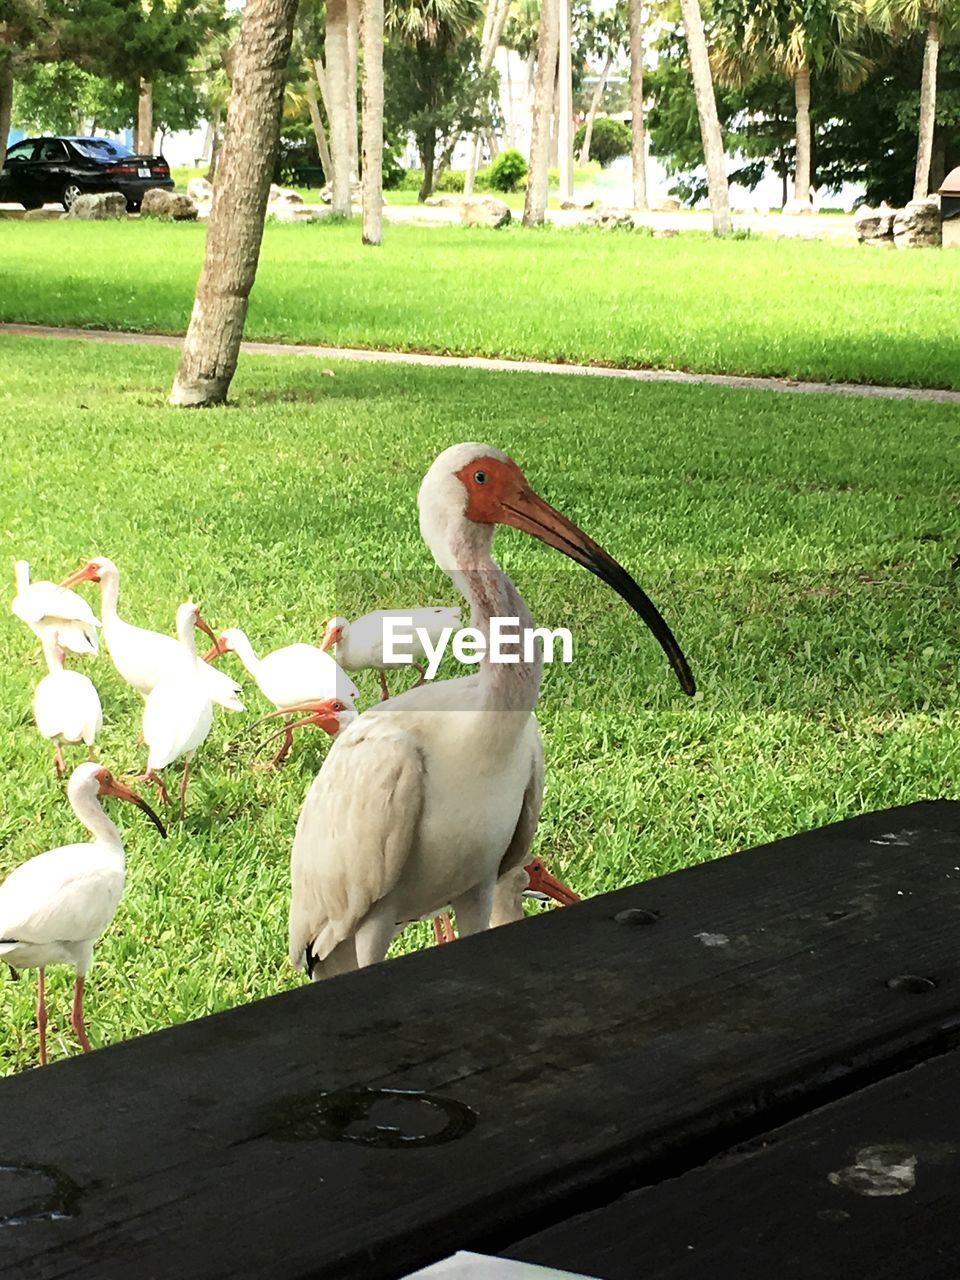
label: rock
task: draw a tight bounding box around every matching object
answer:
[459,195,511,228]
[66,191,128,220]
[854,201,896,244]
[560,198,594,210]
[652,228,679,238]
[424,194,462,208]
[268,183,304,206]
[23,208,61,220]
[893,197,941,248]
[653,197,681,212]
[783,197,814,216]
[187,176,213,204]
[320,180,361,205]
[140,188,198,220]
[585,205,635,230]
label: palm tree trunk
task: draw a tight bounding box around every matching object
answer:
[523,0,559,225]
[504,49,514,145]
[136,78,153,153]
[793,61,811,203]
[418,131,437,202]
[464,0,513,196]
[304,69,333,181]
[346,0,360,181]
[325,0,353,215]
[579,50,613,167]
[361,0,385,244]
[169,0,299,407]
[549,70,560,167]
[677,0,730,236]
[914,10,940,199]
[206,107,224,183]
[628,0,647,208]
[0,62,13,170]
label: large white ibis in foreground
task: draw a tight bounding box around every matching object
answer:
[289,444,695,979]
[139,602,219,817]
[204,628,359,765]
[33,633,103,775]
[12,560,100,656]
[321,608,462,699]
[60,557,243,710]
[0,762,165,1065]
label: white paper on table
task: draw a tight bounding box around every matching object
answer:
[404,1251,592,1279]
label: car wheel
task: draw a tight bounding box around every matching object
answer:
[61,183,83,212]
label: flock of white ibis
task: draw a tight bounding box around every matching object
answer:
[2,444,694,1066]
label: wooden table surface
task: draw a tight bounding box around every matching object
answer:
[0,799,958,1279]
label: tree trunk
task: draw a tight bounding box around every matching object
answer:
[325,0,353,215]
[136,78,153,153]
[579,49,613,167]
[464,0,513,197]
[206,108,224,183]
[549,70,559,167]
[418,133,437,201]
[361,0,385,244]
[523,0,559,225]
[304,69,333,181]
[557,0,573,198]
[628,0,647,208]
[0,62,13,171]
[677,0,730,236]
[169,0,299,407]
[793,61,811,203]
[504,50,514,145]
[914,11,940,199]
[346,0,360,181]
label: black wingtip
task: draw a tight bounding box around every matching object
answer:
[305,941,317,979]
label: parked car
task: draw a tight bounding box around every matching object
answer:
[0,136,174,212]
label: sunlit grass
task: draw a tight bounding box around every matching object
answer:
[0,333,958,1072]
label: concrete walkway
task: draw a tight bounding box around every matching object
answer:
[1,321,956,404]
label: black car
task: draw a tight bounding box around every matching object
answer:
[0,136,174,212]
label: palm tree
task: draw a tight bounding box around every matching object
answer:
[325,0,353,213]
[170,0,300,407]
[522,0,558,223]
[362,0,386,241]
[627,0,647,206]
[866,0,960,198]
[678,0,731,234]
[714,0,871,205]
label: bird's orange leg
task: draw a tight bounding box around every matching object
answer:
[178,761,190,821]
[53,744,66,777]
[432,912,457,944]
[70,975,92,1053]
[253,718,295,770]
[378,670,390,701]
[36,967,48,1067]
[133,769,170,808]
[411,662,427,689]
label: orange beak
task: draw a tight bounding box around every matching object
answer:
[97,772,167,838]
[203,636,228,663]
[258,699,345,738]
[319,621,340,653]
[524,857,580,907]
[193,610,219,647]
[60,561,100,588]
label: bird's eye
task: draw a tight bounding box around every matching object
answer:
[474,470,487,485]
[334,702,345,712]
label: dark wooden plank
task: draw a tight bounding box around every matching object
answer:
[506,1045,960,1280]
[2,801,960,1280]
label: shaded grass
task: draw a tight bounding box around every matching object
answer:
[0,332,958,1073]
[1,219,958,388]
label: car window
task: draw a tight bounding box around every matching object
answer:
[37,140,68,162]
[70,139,134,161]
[4,141,37,164]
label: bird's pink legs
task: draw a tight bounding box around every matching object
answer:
[378,670,390,701]
[134,769,170,808]
[253,718,295,770]
[36,967,48,1066]
[70,975,92,1053]
[412,662,427,689]
[430,858,580,945]
[53,745,66,777]
[179,761,190,820]
[432,913,456,944]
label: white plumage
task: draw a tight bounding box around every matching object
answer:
[321,607,462,698]
[32,634,103,774]
[0,762,165,1065]
[60,557,243,710]
[12,560,100,656]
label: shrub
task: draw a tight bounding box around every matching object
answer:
[573,117,631,167]
[436,169,466,193]
[487,148,527,192]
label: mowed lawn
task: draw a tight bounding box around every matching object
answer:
[1,332,958,1073]
[1,219,959,388]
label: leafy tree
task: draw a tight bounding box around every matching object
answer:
[487,143,526,186]
[573,113,630,164]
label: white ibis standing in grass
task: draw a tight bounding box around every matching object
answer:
[204,628,359,766]
[256,695,358,760]
[33,633,103,775]
[59,557,244,711]
[433,855,582,943]
[321,608,462,699]
[0,762,165,1066]
[12,560,100,656]
[289,444,695,980]
[139,602,219,817]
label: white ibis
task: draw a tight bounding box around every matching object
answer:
[139,602,217,817]
[289,443,695,980]
[33,633,103,775]
[433,855,581,943]
[204,628,359,765]
[321,608,462,699]
[12,560,100,656]
[256,695,358,760]
[59,557,244,711]
[0,762,165,1065]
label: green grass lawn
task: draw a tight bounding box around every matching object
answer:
[1,219,958,388]
[1,332,958,1072]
